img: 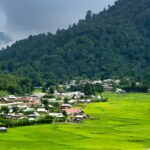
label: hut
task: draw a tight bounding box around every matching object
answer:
[0,127,7,132]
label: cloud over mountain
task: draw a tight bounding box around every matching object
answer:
[0,0,116,40]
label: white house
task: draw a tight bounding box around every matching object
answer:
[0,127,7,132]
[49,113,64,118]
[116,88,125,94]
[23,107,34,112]
[7,95,16,100]
[37,108,47,113]
[61,92,84,98]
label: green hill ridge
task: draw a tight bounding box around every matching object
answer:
[0,0,150,84]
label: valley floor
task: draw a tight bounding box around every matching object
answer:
[0,93,150,150]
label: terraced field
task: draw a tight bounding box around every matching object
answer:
[0,93,150,150]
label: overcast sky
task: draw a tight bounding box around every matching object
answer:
[0,0,116,41]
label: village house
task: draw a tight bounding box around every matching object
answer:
[65,80,77,89]
[16,97,37,102]
[75,114,88,120]
[48,104,54,108]
[7,95,16,101]
[78,99,86,103]
[62,108,83,115]
[23,107,34,112]
[5,113,25,119]
[92,80,102,84]
[86,99,92,103]
[28,118,35,121]
[116,88,126,94]
[0,127,7,132]
[61,91,84,99]
[28,112,40,118]
[31,93,46,98]
[68,100,77,104]
[79,79,92,85]
[49,113,64,118]
[37,108,47,113]
[0,97,8,103]
[0,102,23,107]
[54,90,61,97]
[60,104,72,109]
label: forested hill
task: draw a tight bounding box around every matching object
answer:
[0,0,150,84]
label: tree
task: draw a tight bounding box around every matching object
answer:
[64,97,70,104]
[49,87,54,94]
[1,106,9,114]
[83,84,94,96]
[12,106,19,113]
[85,10,92,20]
[94,83,104,95]
[42,99,49,110]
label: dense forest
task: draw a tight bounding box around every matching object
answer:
[0,0,150,85]
[0,72,33,95]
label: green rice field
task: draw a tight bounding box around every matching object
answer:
[0,93,150,150]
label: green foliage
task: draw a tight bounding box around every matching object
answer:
[0,91,9,97]
[119,78,149,92]
[12,106,19,113]
[0,115,53,127]
[93,97,108,102]
[0,0,150,83]
[0,73,33,95]
[48,87,54,94]
[43,94,55,98]
[41,99,49,109]
[38,115,53,124]
[63,97,70,103]
[0,106,9,114]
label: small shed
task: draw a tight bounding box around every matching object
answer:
[60,104,72,109]
[0,127,7,132]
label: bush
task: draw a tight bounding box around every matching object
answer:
[37,116,53,124]
[0,116,54,128]
[43,94,55,98]
[93,97,108,102]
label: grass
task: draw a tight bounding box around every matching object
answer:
[0,90,9,97]
[0,92,150,150]
[33,88,42,94]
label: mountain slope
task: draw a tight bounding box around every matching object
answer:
[0,0,150,84]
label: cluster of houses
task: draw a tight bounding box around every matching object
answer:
[50,103,89,122]
[0,102,88,123]
[0,90,94,131]
[64,79,121,91]
[0,95,43,121]
[1,79,126,132]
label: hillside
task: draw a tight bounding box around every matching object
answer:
[0,0,150,84]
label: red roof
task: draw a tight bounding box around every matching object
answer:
[62,108,82,115]
[16,97,36,101]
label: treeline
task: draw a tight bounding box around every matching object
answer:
[0,115,53,128]
[0,73,34,95]
[119,79,150,93]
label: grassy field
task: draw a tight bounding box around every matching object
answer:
[0,93,150,150]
